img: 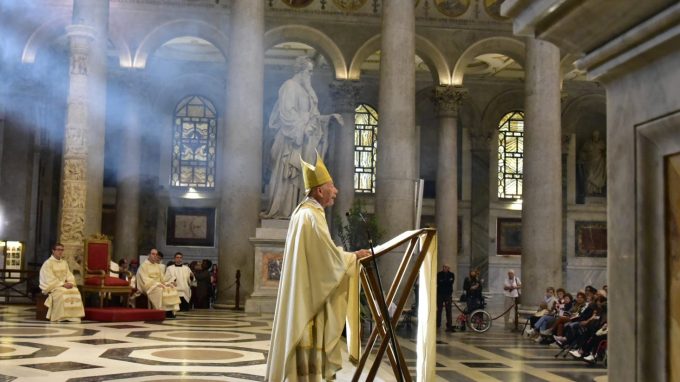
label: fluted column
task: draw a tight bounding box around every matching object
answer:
[58,23,96,282]
[113,74,145,261]
[375,0,416,276]
[433,86,466,286]
[216,0,264,306]
[521,38,562,305]
[329,80,361,224]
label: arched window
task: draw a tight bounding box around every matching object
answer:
[497,111,524,199]
[171,95,217,189]
[354,103,378,193]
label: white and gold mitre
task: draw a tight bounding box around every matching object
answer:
[301,152,333,193]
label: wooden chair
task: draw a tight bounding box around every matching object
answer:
[81,239,131,307]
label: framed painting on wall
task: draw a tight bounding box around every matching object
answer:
[497,218,522,255]
[166,207,215,247]
[575,221,607,257]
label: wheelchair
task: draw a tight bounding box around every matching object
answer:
[455,295,492,333]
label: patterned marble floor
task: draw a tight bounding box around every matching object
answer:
[0,304,607,381]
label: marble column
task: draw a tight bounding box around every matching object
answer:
[469,130,491,282]
[113,74,145,261]
[521,38,562,306]
[216,0,264,306]
[328,80,361,226]
[73,0,109,237]
[58,22,96,282]
[375,0,417,277]
[433,86,466,286]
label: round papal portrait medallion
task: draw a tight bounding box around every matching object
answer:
[484,0,509,20]
[281,0,314,8]
[434,0,470,18]
[332,0,368,12]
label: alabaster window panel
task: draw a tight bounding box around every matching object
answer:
[497,111,524,199]
[354,103,378,193]
[171,95,217,189]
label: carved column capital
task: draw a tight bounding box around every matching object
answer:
[432,85,467,117]
[329,80,362,113]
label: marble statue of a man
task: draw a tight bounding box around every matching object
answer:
[580,130,606,195]
[261,56,344,219]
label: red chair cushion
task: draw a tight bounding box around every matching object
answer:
[84,276,129,287]
[87,242,110,271]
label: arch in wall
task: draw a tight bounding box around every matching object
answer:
[149,72,226,188]
[451,36,525,86]
[347,34,451,84]
[133,19,228,69]
[151,72,226,116]
[22,14,132,68]
[481,88,525,135]
[562,93,606,135]
[264,25,347,79]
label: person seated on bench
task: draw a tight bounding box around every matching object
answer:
[39,243,85,322]
[136,248,180,318]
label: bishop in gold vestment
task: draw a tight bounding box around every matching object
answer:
[39,243,85,322]
[266,154,371,382]
[136,248,181,313]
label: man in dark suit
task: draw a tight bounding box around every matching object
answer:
[437,264,455,332]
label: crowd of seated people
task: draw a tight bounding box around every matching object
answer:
[525,284,608,365]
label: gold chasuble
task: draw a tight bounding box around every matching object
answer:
[266,197,360,382]
[39,256,85,322]
[136,260,181,312]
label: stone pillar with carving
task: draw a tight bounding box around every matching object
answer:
[113,73,146,261]
[216,0,264,307]
[433,86,466,285]
[58,23,96,282]
[328,80,361,229]
[71,0,109,237]
[375,0,417,278]
[521,37,563,306]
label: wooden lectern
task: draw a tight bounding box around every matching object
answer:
[353,228,436,382]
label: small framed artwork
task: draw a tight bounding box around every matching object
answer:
[497,218,522,255]
[575,221,607,257]
[262,252,284,287]
[167,207,215,247]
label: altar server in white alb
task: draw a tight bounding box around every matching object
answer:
[39,243,85,322]
[136,248,181,317]
[266,152,371,382]
[165,252,194,311]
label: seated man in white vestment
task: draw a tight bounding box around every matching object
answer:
[39,243,85,322]
[136,248,180,318]
[266,153,371,382]
[165,252,194,311]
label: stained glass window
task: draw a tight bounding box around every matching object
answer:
[354,103,378,193]
[497,111,524,199]
[171,95,217,189]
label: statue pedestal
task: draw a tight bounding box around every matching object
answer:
[245,219,289,313]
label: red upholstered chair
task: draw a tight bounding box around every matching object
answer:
[82,239,132,307]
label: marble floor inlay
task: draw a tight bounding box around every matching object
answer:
[0,304,607,381]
